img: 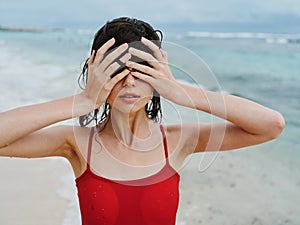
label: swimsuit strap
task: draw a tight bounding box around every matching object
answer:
[159,124,170,163]
[86,127,95,169]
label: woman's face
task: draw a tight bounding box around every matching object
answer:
[107,72,153,115]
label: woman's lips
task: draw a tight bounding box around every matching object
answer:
[119,93,140,103]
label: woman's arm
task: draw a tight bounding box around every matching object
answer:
[0,38,131,158]
[180,83,284,138]
[168,84,285,152]
[0,95,88,149]
[0,95,93,158]
[126,37,285,153]
[0,125,74,158]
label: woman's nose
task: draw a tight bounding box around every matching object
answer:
[122,73,136,87]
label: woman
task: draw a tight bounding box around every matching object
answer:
[0,17,285,225]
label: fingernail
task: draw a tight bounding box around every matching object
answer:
[126,53,131,59]
[126,61,132,66]
[128,47,135,53]
[121,43,128,48]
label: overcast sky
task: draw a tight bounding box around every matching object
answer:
[1,0,300,32]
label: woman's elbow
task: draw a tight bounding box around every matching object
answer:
[268,111,285,140]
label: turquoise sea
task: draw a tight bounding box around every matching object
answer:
[0,28,299,224]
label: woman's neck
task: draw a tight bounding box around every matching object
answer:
[104,108,160,151]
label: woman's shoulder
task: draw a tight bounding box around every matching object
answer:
[162,124,188,153]
[50,125,91,141]
[63,125,93,150]
[58,125,93,176]
[163,123,193,139]
[49,125,93,158]
[162,123,202,158]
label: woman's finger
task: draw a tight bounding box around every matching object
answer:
[87,50,96,66]
[128,47,160,69]
[93,38,115,65]
[119,52,131,64]
[104,53,131,78]
[126,61,159,78]
[108,53,131,78]
[101,43,128,71]
[160,49,168,60]
[141,37,164,62]
[104,62,121,78]
[131,71,155,84]
[104,68,130,91]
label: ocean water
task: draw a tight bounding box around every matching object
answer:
[0,29,299,224]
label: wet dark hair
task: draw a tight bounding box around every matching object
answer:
[78,17,163,127]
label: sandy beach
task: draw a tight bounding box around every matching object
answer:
[0,157,72,225]
[177,142,300,225]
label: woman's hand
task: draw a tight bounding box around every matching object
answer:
[125,37,187,104]
[81,38,131,110]
[127,38,285,152]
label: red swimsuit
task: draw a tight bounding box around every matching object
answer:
[75,125,180,225]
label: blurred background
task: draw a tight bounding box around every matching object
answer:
[1,0,300,32]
